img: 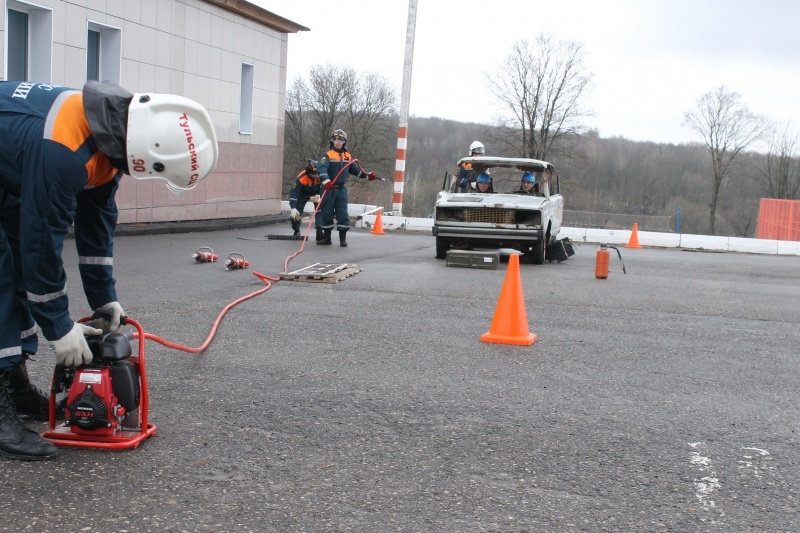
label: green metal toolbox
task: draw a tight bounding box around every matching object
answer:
[445,250,500,269]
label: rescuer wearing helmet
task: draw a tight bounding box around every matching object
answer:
[0,80,218,460]
[512,172,538,195]
[288,159,322,236]
[453,141,485,193]
[475,172,494,193]
[316,129,379,246]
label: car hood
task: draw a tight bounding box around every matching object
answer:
[436,192,549,208]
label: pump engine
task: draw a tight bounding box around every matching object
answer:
[56,332,140,436]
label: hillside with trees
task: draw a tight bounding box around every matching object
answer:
[283,35,799,237]
[286,113,780,237]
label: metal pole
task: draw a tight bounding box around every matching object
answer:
[392,0,417,216]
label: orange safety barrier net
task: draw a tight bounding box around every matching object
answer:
[757,198,800,241]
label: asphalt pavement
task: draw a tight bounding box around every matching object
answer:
[3,219,800,532]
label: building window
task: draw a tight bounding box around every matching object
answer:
[87,22,121,84]
[6,1,53,82]
[87,30,100,81]
[7,9,28,80]
[239,62,254,134]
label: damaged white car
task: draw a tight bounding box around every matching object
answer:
[432,156,574,264]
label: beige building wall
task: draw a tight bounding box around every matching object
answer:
[1,0,306,223]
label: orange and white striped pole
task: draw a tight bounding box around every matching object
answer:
[393,126,408,214]
[392,0,417,216]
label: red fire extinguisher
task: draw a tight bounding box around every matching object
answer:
[595,244,626,279]
[225,252,249,270]
[193,246,218,263]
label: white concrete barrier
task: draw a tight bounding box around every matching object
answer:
[280,202,800,256]
[280,201,379,218]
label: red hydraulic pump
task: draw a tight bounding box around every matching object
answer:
[42,316,156,450]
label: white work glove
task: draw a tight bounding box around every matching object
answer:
[91,301,126,332]
[290,208,301,221]
[52,323,102,367]
[309,195,320,203]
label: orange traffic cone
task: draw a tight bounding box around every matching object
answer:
[371,208,385,235]
[626,222,642,249]
[480,254,537,346]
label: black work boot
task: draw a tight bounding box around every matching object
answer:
[339,230,348,247]
[0,375,58,461]
[317,229,332,245]
[7,359,51,421]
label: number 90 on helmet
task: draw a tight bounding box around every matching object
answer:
[126,93,219,191]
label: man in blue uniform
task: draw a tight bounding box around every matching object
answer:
[0,81,218,460]
[288,160,321,237]
[454,141,485,193]
[316,129,379,246]
[475,172,494,193]
[511,172,537,195]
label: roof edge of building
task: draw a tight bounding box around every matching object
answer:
[202,0,309,33]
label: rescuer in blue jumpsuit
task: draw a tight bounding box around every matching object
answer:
[454,141,485,192]
[288,160,321,236]
[475,172,494,193]
[511,172,538,195]
[0,81,218,460]
[316,129,379,246]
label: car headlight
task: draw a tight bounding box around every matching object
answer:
[436,207,465,222]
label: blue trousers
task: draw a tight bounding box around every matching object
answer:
[0,191,38,372]
[317,188,350,232]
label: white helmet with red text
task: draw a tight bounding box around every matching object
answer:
[126,93,219,191]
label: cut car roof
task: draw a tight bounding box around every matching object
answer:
[456,156,555,173]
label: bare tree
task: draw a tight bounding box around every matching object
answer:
[484,34,594,161]
[760,122,800,199]
[284,64,397,202]
[683,85,768,234]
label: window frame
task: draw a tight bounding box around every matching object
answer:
[86,21,122,84]
[5,0,53,82]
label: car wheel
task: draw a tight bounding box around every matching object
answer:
[435,237,450,259]
[530,239,545,264]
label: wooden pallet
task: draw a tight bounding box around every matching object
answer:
[280,263,361,283]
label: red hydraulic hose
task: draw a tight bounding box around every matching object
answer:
[138,271,279,353]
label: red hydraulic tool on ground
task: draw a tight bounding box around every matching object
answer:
[193,246,217,262]
[225,252,249,270]
[41,316,156,449]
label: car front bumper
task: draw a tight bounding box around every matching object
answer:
[433,225,545,241]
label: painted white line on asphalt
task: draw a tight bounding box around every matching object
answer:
[739,447,771,478]
[689,442,725,522]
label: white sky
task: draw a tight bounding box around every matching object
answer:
[254,0,800,146]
